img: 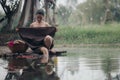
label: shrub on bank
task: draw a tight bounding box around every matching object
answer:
[55,23,120,44]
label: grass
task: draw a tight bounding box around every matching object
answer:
[55,23,120,46]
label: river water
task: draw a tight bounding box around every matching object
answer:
[0,47,120,80]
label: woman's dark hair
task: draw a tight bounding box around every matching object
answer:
[36,9,45,16]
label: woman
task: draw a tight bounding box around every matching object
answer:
[30,9,54,63]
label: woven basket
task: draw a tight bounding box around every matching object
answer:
[7,40,28,53]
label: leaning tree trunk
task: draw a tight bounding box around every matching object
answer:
[17,0,34,27]
[17,0,40,28]
[22,0,32,27]
[17,0,27,28]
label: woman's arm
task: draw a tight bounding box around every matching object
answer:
[30,23,34,28]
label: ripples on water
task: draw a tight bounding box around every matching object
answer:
[0,47,120,80]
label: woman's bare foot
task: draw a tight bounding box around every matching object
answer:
[49,49,56,54]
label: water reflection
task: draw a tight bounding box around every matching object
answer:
[1,47,120,80]
[101,56,120,80]
[66,57,79,75]
[2,55,60,80]
[57,48,120,80]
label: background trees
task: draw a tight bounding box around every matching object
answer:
[78,0,120,24]
[56,0,120,25]
[0,0,120,32]
[0,0,20,31]
[0,0,57,32]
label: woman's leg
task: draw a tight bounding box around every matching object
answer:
[39,47,49,63]
[44,35,56,54]
[44,35,53,49]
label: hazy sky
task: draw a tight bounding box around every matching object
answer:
[57,0,86,5]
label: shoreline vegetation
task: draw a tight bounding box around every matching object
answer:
[1,23,120,47]
[55,23,120,47]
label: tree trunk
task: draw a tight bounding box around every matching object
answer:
[33,0,41,21]
[0,0,21,32]
[104,0,113,24]
[1,16,13,32]
[17,0,28,28]
[52,0,57,26]
[23,0,32,27]
[44,0,49,22]
[17,0,37,28]
[107,72,112,80]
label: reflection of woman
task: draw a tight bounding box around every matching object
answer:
[5,56,60,80]
[4,58,30,80]
[30,9,54,63]
[17,58,60,80]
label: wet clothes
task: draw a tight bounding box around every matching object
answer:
[18,27,56,51]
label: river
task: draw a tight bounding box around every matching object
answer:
[0,47,120,80]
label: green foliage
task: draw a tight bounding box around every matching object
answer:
[0,0,20,32]
[57,5,73,25]
[70,0,105,24]
[64,0,120,25]
[55,23,120,44]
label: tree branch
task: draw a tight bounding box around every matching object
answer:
[0,16,7,23]
[0,0,8,15]
[12,0,20,13]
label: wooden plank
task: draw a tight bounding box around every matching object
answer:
[0,50,67,59]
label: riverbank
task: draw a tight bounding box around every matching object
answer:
[54,43,120,47]
[55,23,120,44]
[0,23,120,45]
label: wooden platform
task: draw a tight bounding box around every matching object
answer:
[0,50,67,59]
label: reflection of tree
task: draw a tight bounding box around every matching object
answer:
[102,56,112,80]
[85,57,102,70]
[81,50,120,80]
[66,57,79,75]
[101,56,119,80]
